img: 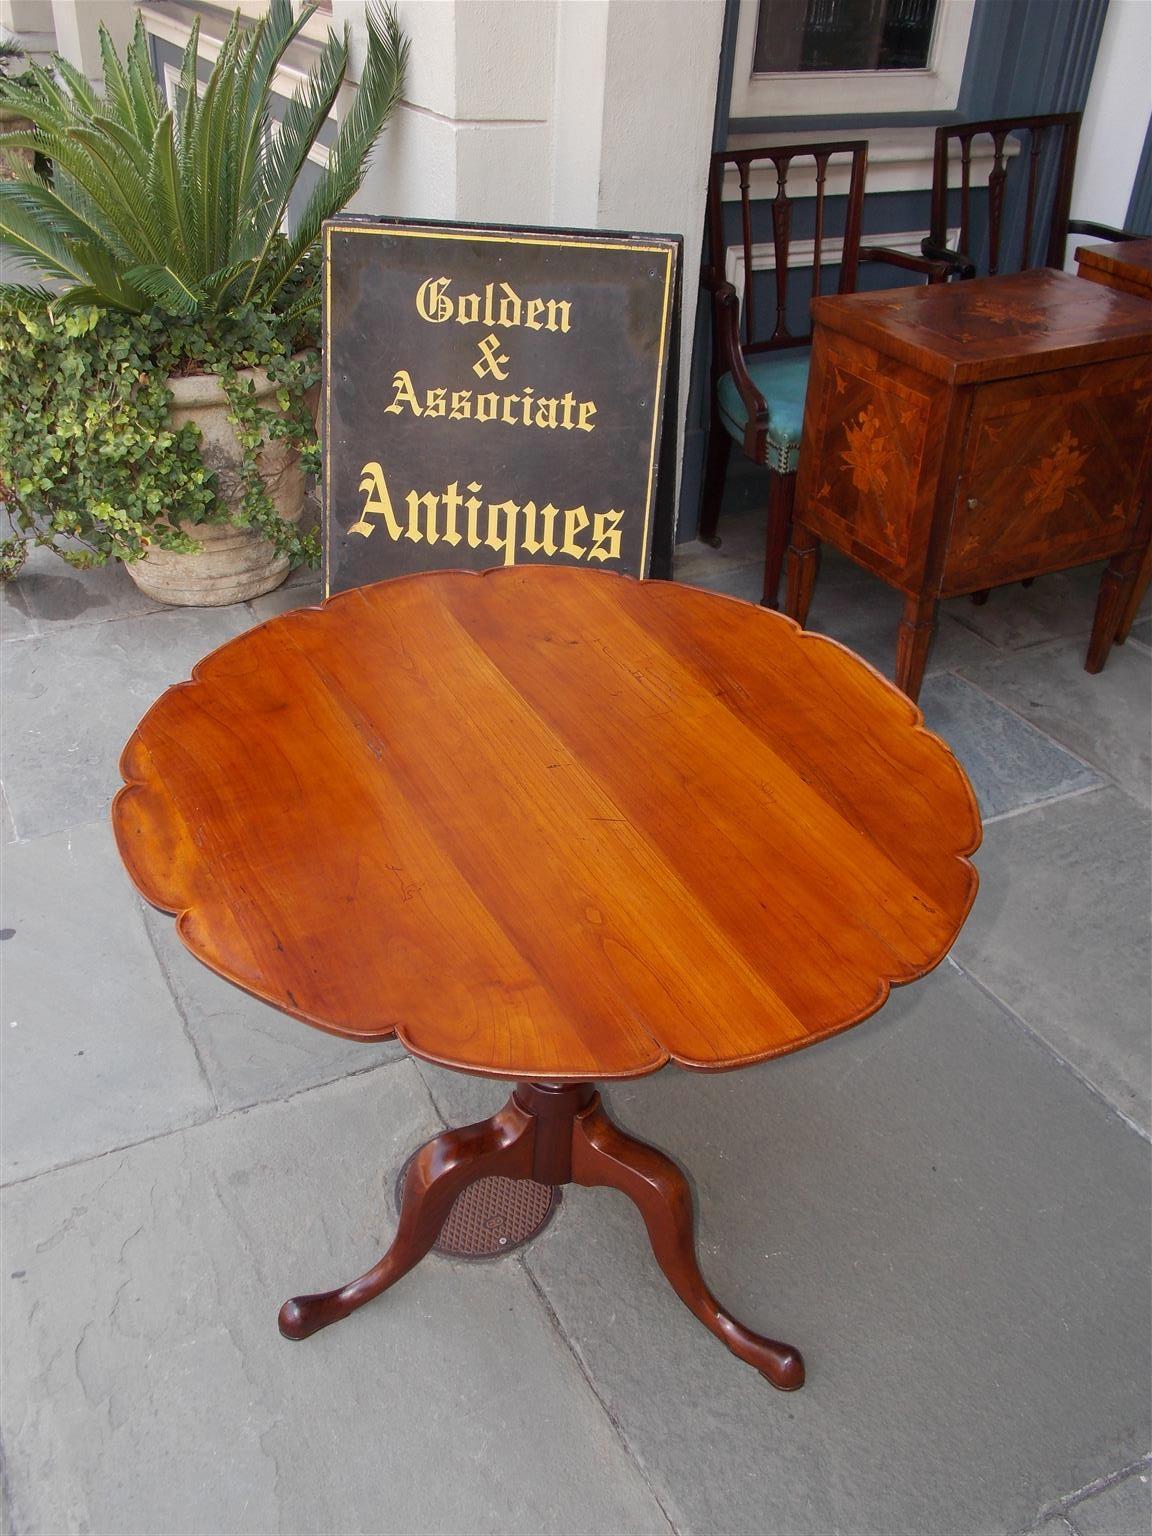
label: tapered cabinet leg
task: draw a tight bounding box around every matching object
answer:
[784,522,821,628]
[279,1097,535,1340]
[570,1098,804,1391]
[1089,545,1148,668]
[895,592,937,702]
[1115,546,1151,645]
[762,471,796,611]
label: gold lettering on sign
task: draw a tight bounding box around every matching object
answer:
[415,277,573,334]
[381,369,597,433]
[350,462,402,538]
[351,465,625,566]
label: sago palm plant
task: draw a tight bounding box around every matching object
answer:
[0,0,407,320]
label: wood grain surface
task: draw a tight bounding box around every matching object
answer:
[1075,238,1152,302]
[810,267,1152,384]
[112,567,980,1081]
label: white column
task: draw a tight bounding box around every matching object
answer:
[0,0,55,63]
[48,0,135,84]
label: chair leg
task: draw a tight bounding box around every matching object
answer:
[784,522,821,627]
[970,590,990,606]
[698,405,732,548]
[762,471,796,610]
[895,592,937,702]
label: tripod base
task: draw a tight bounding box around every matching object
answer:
[279,1081,804,1392]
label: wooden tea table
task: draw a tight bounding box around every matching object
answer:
[787,268,1152,700]
[112,567,980,1390]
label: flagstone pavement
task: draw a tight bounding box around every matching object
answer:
[2,475,1149,1535]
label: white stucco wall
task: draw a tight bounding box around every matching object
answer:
[1072,0,1152,230]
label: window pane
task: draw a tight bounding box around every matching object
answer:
[754,0,938,73]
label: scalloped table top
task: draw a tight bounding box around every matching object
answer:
[112,567,980,1082]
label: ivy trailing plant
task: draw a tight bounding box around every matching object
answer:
[0,275,321,577]
[0,0,407,575]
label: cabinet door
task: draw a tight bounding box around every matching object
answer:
[944,355,1152,592]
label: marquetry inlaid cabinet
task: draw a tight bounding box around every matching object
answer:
[787,269,1152,699]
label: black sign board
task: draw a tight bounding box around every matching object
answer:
[322,216,681,597]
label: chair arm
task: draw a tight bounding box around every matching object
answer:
[1068,219,1145,244]
[920,238,977,280]
[711,283,767,443]
[859,245,952,285]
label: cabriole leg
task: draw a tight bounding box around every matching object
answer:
[279,1097,535,1340]
[570,1097,804,1391]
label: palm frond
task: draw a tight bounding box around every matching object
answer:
[242,28,347,296]
[0,190,89,285]
[121,261,205,315]
[147,111,190,269]
[50,56,101,117]
[195,12,242,272]
[1,1,406,318]
[125,15,164,146]
[0,175,117,253]
[98,23,137,135]
[230,0,309,250]
[263,2,406,304]
[0,281,55,307]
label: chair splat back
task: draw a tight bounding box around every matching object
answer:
[706,141,868,356]
[927,113,1081,278]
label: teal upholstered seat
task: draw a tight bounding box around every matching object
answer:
[716,347,811,477]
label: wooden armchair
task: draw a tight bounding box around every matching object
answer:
[922,113,1083,278]
[700,141,947,605]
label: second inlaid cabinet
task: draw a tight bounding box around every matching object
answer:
[785,269,1152,700]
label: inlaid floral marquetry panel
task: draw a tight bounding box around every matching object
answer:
[947,358,1152,585]
[806,361,931,565]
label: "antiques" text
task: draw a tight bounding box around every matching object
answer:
[351,464,624,566]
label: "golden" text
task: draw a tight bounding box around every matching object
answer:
[416,277,572,333]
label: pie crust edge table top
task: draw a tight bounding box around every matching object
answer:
[112,566,981,1083]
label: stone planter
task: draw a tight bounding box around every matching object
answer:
[0,107,36,180]
[124,361,310,607]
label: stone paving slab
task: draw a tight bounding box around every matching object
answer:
[919,672,1103,820]
[957,637,1152,808]
[417,964,1151,1536]
[674,545,1000,679]
[0,579,37,642]
[941,562,1114,652]
[672,549,1100,821]
[0,603,249,841]
[4,544,167,630]
[142,904,404,1114]
[0,1062,670,1536]
[245,577,323,621]
[1067,1465,1152,1535]
[0,821,214,1184]
[953,785,1152,1133]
